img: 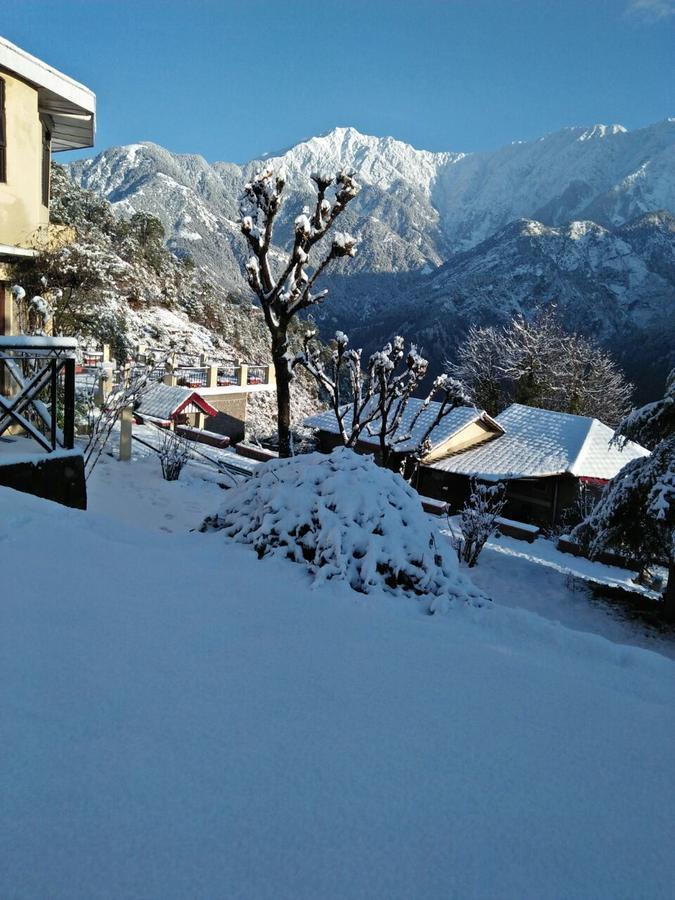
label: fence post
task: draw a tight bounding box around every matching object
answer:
[50,358,58,450]
[63,357,75,449]
[119,405,133,461]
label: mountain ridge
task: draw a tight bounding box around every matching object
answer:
[67,119,675,400]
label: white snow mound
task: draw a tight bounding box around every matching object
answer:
[204,448,485,610]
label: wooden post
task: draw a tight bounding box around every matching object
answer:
[50,358,58,450]
[238,364,249,387]
[62,357,75,449]
[119,405,133,461]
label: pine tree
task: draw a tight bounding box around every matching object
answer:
[572,370,675,620]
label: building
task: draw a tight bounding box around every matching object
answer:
[163,359,277,443]
[0,36,95,334]
[419,404,649,525]
[305,400,649,527]
[0,38,95,509]
[305,398,504,468]
[134,384,218,429]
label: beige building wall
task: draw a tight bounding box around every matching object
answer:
[0,71,50,250]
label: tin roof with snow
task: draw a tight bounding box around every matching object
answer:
[135,384,217,423]
[0,36,96,151]
[305,400,501,452]
[427,404,649,481]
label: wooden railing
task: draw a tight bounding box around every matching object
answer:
[0,336,77,452]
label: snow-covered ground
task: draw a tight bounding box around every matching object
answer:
[2,450,674,898]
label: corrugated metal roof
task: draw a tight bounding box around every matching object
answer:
[136,384,217,420]
[427,404,648,480]
[0,37,96,151]
[305,400,486,452]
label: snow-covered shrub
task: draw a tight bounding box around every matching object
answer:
[202,448,484,611]
[158,430,190,481]
[452,480,506,568]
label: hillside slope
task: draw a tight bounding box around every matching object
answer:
[16,166,320,437]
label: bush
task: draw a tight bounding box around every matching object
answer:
[158,430,190,481]
[202,448,485,611]
[452,480,506,567]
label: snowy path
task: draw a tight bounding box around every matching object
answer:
[438,523,674,661]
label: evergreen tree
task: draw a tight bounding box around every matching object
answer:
[572,370,675,621]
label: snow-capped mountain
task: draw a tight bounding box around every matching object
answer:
[67,120,675,397]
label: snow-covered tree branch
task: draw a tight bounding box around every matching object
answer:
[239,168,360,457]
[448,308,634,425]
[296,331,469,473]
[572,369,675,620]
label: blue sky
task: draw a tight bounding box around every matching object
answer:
[3,0,674,163]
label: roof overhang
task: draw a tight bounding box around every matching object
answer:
[0,243,38,259]
[0,37,95,151]
[172,393,219,419]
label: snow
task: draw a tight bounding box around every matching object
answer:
[306,400,482,453]
[0,335,77,350]
[431,404,648,480]
[442,523,675,661]
[1,447,674,898]
[206,448,483,609]
[0,438,82,467]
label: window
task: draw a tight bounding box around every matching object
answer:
[0,78,6,183]
[41,120,51,206]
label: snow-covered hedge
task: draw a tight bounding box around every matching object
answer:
[203,448,485,611]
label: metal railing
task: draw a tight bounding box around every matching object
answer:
[0,336,77,452]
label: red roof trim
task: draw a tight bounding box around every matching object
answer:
[172,392,218,419]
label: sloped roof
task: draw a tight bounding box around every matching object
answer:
[427,404,649,480]
[0,37,96,151]
[136,384,217,421]
[305,400,498,452]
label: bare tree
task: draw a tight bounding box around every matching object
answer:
[83,356,165,478]
[157,429,190,481]
[448,308,634,425]
[239,167,360,457]
[451,480,506,567]
[296,331,468,473]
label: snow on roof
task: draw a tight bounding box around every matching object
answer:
[136,384,217,420]
[304,400,488,452]
[427,404,649,481]
[0,37,96,151]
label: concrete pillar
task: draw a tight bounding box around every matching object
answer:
[207,364,219,388]
[195,411,206,430]
[95,365,114,405]
[119,405,133,461]
[238,364,248,387]
[266,363,276,387]
[102,344,111,364]
[163,360,177,387]
[0,279,17,336]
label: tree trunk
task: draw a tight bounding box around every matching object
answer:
[272,330,292,458]
[663,560,675,623]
